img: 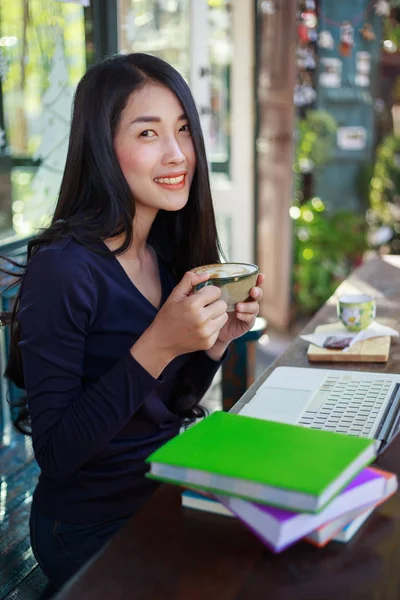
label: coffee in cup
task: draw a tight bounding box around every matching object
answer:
[192,262,259,312]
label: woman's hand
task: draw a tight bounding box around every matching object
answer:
[205,273,265,360]
[130,271,228,377]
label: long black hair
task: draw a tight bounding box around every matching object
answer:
[3,53,223,433]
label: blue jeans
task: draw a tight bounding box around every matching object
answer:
[29,502,130,590]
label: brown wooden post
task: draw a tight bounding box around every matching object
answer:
[255,0,298,330]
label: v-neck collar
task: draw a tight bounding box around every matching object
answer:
[100,241,169,312]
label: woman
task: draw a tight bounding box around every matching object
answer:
[5,53,264,589]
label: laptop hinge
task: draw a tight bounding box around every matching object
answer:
[376,383,400,453]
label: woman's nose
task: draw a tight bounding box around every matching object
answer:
[162,137,185,165]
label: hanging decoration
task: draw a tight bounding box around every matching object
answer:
[294,81,317,108]
[307,27,318,43]
[319,57,343,88]
[301,11,317,29]
[319,0,386,58]
[297,21,309,45]
[374,0,391,17]
[296,48,316,70]
[339,21,355,56]
[318,30,335,50]
[355,51,372,87]
[355,52,371,87]
[295,1,318,109]
[360,22,376,41]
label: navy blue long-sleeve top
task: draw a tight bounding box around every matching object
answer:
[18,237,223,524]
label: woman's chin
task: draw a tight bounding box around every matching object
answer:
[160,192,190,212]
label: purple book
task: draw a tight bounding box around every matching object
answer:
[216,467,395,553]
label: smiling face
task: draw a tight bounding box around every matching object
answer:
[114,82,196,223]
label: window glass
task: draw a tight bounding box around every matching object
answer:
[118,0,190,80]
[0,0,86,238]
[118,0,232,177]
[208,0,231,175]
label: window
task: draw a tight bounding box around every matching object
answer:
[118,0,190,80]
[118,0,232,177]
[0,0,87,240]
[207,0,232,176]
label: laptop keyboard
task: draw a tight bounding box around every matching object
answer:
[297,374,394,437]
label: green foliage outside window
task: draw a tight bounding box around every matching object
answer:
[367,134,400,254]
[1,0,86,156]
[293,110,338,180]
[292,111,367,314]
[0,1,86,237]
[292,199,366,313]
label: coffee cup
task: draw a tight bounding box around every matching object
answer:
[337,294,376,332]
[192,262,259,312]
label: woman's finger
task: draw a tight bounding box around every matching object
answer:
[249,286,263,301]
[256,272,265,285]
[204,299,228,319]
[209,311,229,332]
[236,300,260,315]
[236,312,257,324]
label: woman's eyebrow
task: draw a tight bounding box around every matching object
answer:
[132,116,160,124]
[131,113,187,124]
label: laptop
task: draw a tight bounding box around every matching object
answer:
[239,367,400,453]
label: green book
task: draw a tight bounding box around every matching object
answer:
[146,411,377,512]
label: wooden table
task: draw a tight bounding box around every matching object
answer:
[56,257,400,600]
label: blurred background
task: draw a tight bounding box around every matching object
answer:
[0,0,400,377]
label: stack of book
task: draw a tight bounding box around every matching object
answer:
[146,411,397,552]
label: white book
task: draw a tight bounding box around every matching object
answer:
[181,490,232,517]
[333,506,375,542]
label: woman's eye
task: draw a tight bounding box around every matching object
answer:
[180,123,190,133]
[140,130,156,138]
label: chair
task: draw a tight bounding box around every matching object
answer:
[221,316,267,411]
[0,242,28,432]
